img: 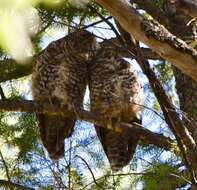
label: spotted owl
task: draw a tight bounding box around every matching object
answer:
[89,47,144,171]
[32,30,97,159]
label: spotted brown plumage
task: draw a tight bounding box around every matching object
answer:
[89,47,144,171]
[32,30,97,159]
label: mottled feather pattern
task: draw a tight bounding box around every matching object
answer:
[89,47,144,171]
[32,30,97,159]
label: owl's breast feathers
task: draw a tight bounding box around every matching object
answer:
[32,30,98,159]
[89,47,144,171]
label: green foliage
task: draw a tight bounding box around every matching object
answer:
[153,99,160,112]
[139,162,186,190]
[9,113,39,161]
[0,0,189,189]
[70,168,85,189]
[155,61,174,84]
[37,1,108,30]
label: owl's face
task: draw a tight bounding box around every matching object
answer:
[66,30,97,60]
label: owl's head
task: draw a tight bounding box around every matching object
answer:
[65,29,98,60]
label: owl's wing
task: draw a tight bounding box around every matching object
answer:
[89,48,144,172]
[32,30,97,160]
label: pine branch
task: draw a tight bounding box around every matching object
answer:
[75,155,102,189]
[0,99,173,151]
[0,151,11,181]
[0,180,34,190]
[0,57,35,83]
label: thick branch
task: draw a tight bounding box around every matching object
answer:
[0,180,34,190]
[0,99,173,151]
[100,38,160,59]
[96,0,197,81]
[131,0,169,26]
[115,19,197,185]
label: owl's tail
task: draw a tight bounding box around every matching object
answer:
[36,114,75,160]
[95,118,141,172]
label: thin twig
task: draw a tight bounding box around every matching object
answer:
[0,86,6,100]
[80,172,153,190]
[0,150,10,181]
[88,5,125,46]
[68,139,72,190]
[74,155,103,189]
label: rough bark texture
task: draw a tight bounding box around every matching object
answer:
[96,0,197,81]
[106,1,197,187]
[164,1,197,143]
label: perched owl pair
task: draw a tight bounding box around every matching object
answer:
[32,30,144,171]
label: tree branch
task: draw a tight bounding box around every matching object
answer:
[0,57,35,82]
[75,155,102,189]
[0,151,11,181]
[131,0,169,27]
[0,180,34,190]
[0,99,173,151]
[114,21,197,184]
[0,40,159,83]
[96,0,197,81]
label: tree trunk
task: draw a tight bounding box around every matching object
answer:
[164,2,197,143]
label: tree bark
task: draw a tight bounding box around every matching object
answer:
[129,0,197,186]
[164,1,197,144]
[0,99,173,151]
[96,0,197,81]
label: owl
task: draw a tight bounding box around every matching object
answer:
[89,47,144,171]
[32,30,97,159]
